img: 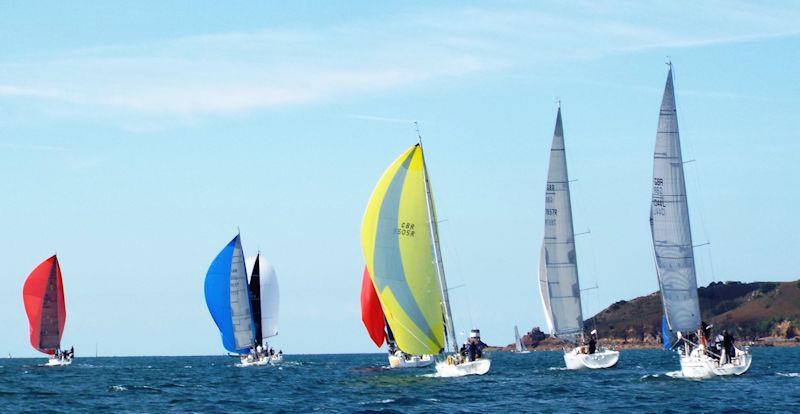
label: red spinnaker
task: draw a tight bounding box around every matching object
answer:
[360,267,386,347]
[22,255,66,355]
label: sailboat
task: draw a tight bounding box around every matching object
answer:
[513,325,530,354]
[538,107,619,370]
[23,255,73,366]
[651,63,751,378]
[361,140,490,377]
[204,234,282,367]
[361,266,434,368]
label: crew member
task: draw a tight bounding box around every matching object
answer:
[722,330,735,364]
[588,332,597,355]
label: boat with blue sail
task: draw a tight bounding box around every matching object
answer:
[204,234,282,366]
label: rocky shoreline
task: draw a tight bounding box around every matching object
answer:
[494,280,800,352]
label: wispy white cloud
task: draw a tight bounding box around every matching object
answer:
[0,142,69,152]
[1,1,798,118]
[347,114,419,124]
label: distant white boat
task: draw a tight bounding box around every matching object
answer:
[650,64,750,378]
[513,326,530,354]
[538,106,619,370]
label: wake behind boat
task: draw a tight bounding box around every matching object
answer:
[204,234,283,367]
[650,63,751,379]
[360,267,433,368]
[360,137,490,378]
[22,255,74,367]
[538,107,619,370]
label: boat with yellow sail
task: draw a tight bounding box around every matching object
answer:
[360,133,490,377]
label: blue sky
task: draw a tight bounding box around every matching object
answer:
[1,1,798,356]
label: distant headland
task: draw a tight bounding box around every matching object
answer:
[496,280,800,351]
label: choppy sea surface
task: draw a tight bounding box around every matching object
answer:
[1,347,798,413]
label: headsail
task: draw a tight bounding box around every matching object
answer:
[22,255,66,355]
[539,108,584,343]
[360,266,387,347]
[204,235,255,353]
[650,66,701,333]
[361,144,446,356]
[258,256,280,339]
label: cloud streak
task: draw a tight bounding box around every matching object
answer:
[1,1,798,117]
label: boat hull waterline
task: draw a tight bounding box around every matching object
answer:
[45,357,72,367]
[236,354,283,367]
[563,348,619,370]
[388,354,434,369]
[677,347,752,378]
[434,359,491,377]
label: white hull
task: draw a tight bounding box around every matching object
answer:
[45,357,72,367]
[514,350,531,354]
[388,354,434,368]
[563,347,619,370]
[237,354,283,367]
[435,358,491,377]
[678,347,751,378]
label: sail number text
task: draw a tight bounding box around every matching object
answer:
[652,177,666,216]
[545,208,557,226]
[396,222,416,237]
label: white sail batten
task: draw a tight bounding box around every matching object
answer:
[230,238,255,349]
[650,67,701,333]
[539,108,584,343]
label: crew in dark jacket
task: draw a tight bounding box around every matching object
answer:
[722,330,735,364]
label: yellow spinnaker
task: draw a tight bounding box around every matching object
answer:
[361,144,445,356]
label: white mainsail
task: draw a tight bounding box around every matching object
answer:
[650,66,701,333]
[538,107,584,343]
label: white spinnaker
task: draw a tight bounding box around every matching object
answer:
[540,108,583,343]
[650,67,701,333]
[230,238,255,349]
[258,256,280,338]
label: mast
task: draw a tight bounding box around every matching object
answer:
[417,125,459,354]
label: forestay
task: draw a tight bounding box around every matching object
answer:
[361,144,446,356]
[650,67,701,333]
[538,108,584,343]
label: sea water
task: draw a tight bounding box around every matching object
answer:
[1,347,798,412]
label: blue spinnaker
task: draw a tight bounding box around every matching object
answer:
[661,315,671,350]
[204,235,255,354]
